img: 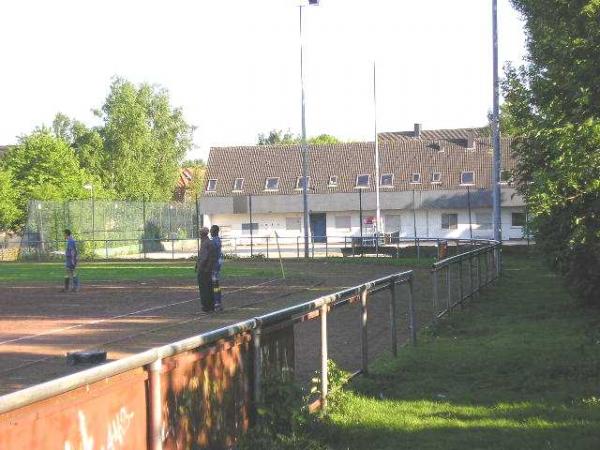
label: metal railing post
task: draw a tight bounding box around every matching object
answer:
[432,269,439,319]
[148,358,163,450]
[389,279,398,357]
[253,327,262,406]
[446,265,452,311]
[312,237,315,258]
[484,248,490,286]
[360,287,369,374]
[266,237,270,259]
[105,240,109,259]
[408,277,417,346]
[297,236,300,259]
[320,304,328,409]
[469,255,474,298]
[477,252,482,292]
[325,236,328,258]
[458,259,464,307]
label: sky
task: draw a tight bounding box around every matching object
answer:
[0,0,527,161]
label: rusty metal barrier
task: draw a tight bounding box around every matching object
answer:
[0,270,415,450]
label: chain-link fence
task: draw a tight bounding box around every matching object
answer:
[21,199,200,260]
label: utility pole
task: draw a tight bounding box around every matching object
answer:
[492,0,502,241]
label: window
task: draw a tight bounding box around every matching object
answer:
[355,174,370,188]
[233,178,244,191]
[334,216,351,230]
[242,222,259,235]
[384,215,401,233]
[295,176,311,190]
[328,175,338,187]
[286,217,301,231]
[410,173,421,184]
[431,172,442,183]
[206,179,217,192]
[460,171,475,185]
[512,212,526,227]
[264,177,280,191]
[500,170,513,184]
[475,212,492,230]
[381,174,394,187]
[441,213,458,230]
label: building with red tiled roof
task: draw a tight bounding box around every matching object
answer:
[199,126,526,242]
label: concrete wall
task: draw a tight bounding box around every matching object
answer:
[205,206,527,243]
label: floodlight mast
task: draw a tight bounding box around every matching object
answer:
[300,0,319,258]
[373,61,381,237]
[492,0,502,241]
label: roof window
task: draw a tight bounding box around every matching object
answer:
[355,174,370,188]
[206,179,217,192]
[410,173,421,184]
[431,172,442,183]
[381,174,394,187]
[264,177,280,191]
[233,178,244,191]
[460,171,475,185]
[328,175,338,187]
[295,176,311,190]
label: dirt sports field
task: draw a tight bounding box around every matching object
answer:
[0,259,435,396]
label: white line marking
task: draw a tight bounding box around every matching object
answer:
[0,278,280,346]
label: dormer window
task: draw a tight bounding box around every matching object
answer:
[431,172,442,183]
[355,174,370,188]
[265,177,280,191]
[410,173,421,184]
[328,175,338,187]
[233,178,244,191]
[295,176,311,190]
[460,171,475,185]
[206,179,217,192]
[381,174,394,187]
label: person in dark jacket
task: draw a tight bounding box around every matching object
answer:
[196,227,217,312]
[210,225,224,312]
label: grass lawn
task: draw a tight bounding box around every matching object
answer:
[0,261,283,284]
[316,254,600,449]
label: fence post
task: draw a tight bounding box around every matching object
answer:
[446,265,452,311]
[312,237,315,258]
[416,237,420,261]
[148,358,163,450]
[320,304,328,409]
[408,277,417,346]
[477,252,482,292]
[484,248,490,286]
[325,236,328,258]
[469,255,475,298]
[389,278,398,357]
[297,236,300,259]
[432,269,439,319]
[266,237,270,259]
[105,240,109,259]
[253,327,262,405]
[360,287,369,374]
[458,259,464,307]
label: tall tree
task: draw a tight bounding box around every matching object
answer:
[0,168,19,229]
[96,78,193,200]
[0,130,107,227]
[503,0,600,302]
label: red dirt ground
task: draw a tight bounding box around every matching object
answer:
[0,261,433,395]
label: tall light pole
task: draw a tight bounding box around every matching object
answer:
[492,0,502,241]
[300,0,319,258]
[373,61,381,238]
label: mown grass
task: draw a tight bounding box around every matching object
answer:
[315,254,600,449]
[0,261,283,283]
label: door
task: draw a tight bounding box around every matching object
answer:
[310,213,327,243]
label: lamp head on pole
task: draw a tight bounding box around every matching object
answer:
[83,183,93,191]
[308,0,319,4]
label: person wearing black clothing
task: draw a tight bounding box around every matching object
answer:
[196,227,217,312]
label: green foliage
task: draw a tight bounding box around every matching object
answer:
[0,130,107,228]
[258,129,341,146]
[96,78,193,201]
[238,371,325,450]
[502,1,600,303]
[0,168,19,229]
[314,255,600,449]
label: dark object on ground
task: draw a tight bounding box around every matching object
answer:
[66,350,107,366]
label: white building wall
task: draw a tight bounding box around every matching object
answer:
[205,206,526,244]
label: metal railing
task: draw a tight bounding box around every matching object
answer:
[0,270,416,449]
[430,239,501,320]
